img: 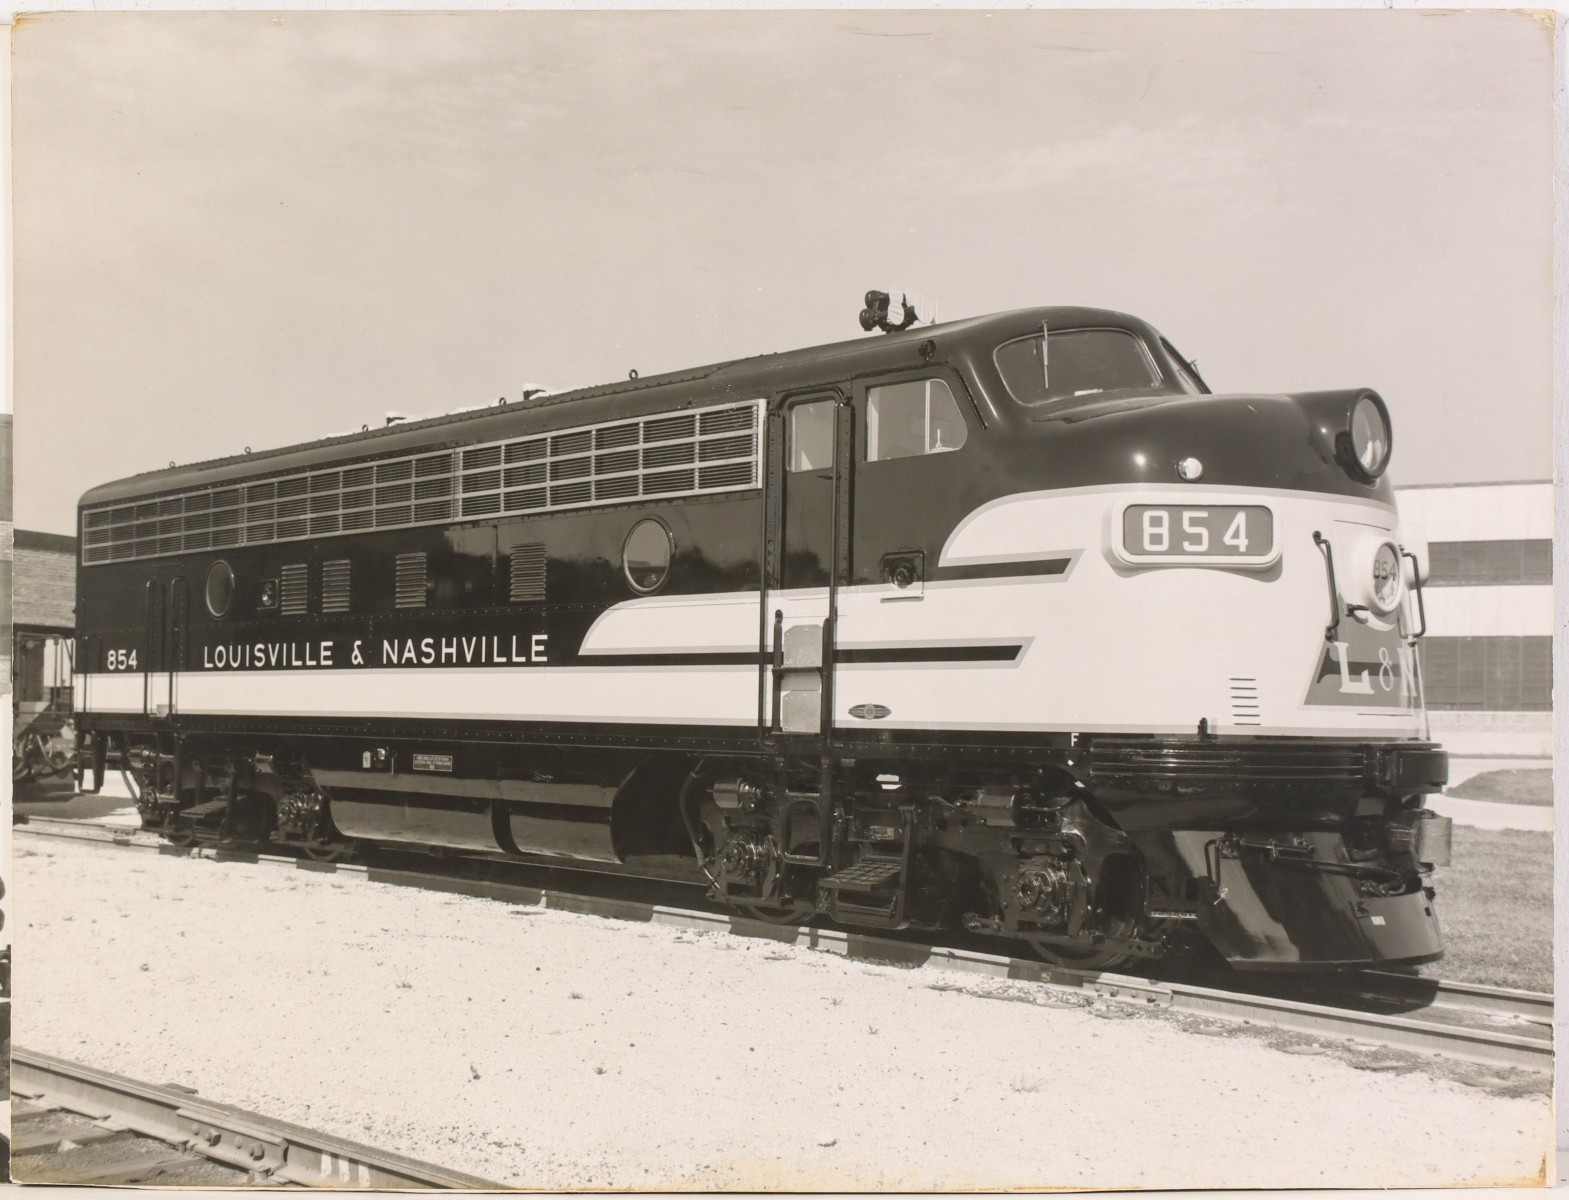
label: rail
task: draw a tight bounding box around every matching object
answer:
[11,1047,503,1189]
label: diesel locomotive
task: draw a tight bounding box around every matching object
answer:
[73,302,1452,970]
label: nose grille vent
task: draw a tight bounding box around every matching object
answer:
[1229,678,1261,727]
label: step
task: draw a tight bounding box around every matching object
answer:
[820,858,902,892]
[177,800,229,822]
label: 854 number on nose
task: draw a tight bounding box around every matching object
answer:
[1122,505,1273,559]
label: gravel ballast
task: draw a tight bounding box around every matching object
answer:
[15,836,1551,1190]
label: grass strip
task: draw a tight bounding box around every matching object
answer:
[1423,826,1552,993]
[1446,769,1552,806]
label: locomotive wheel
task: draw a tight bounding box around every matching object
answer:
[300,806,350,862]
[1023,935,1136,972]
[41,748,75,777]
[302,835,351,863]
[1027,856,1146,971]
[734,901,814,926]
[220,802,271,850]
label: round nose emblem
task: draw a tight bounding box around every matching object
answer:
[1177,456,1204,481]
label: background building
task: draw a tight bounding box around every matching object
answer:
[11,528,77,717]
[1396,481,1554,756]
[1,413,12,689]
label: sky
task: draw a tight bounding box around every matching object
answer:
[11,8,1556,534]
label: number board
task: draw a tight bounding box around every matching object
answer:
[1121,505,1274,560]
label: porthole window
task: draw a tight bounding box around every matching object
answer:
[205,560,235,618]
[623,519,673,594]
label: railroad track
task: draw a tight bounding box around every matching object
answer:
[16,813,1553,1074]
[10,1048,503,1188]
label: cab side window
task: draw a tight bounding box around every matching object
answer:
[866,379,967,462]
[787,400,836,472]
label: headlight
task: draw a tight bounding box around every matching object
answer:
[1370,541,1402,612]
[1338,392,1392,482]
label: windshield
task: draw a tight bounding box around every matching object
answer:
[1162,338,1210,395]
[994,327,1165,412]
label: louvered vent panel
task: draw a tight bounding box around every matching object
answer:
[81,399,762,564]
[595,450,639,475]
[504,463,547,487]
[699,461,754,489]
[505,440,546,463]
[321,559,352,613]
[645,414,696,442]
[550,457,592,481]
[395,553,428,609]
[504,488,546,512]
[645,469,695,494]
[462,494,502,517]
[700,406,755,434]
[595,423,639,448]
[376,460,412,482]
[595,477,639,501]
[280,564,310,616]
[509,544,547,603]
[414,499,453,522]
[643,442,695,468]
[1229,678,1261,727]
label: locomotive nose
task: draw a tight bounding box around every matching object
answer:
[1035,388,1396,501]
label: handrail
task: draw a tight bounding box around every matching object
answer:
[769,609,784,732]
[168,575,189,717]
[142,580,162,717]
[821,396,853,747]
[1311,531,1341,642]
[78,633,94,724]
[1401,549,1428,639]
[756,405,779,741]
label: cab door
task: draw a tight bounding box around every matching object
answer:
[761,390,851,737]
[850,369,973,597]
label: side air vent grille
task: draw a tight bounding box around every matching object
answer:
[1229,677,1261,727]
[280,564,309,616]
[509,544,547,603]
[395,553,428,609]
[80,399,763,565]
[321,559,351,614]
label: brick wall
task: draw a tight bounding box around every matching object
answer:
[12,531,77,631]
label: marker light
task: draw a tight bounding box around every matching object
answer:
[1177,456,1204,481]
[1370,542,1402,612]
